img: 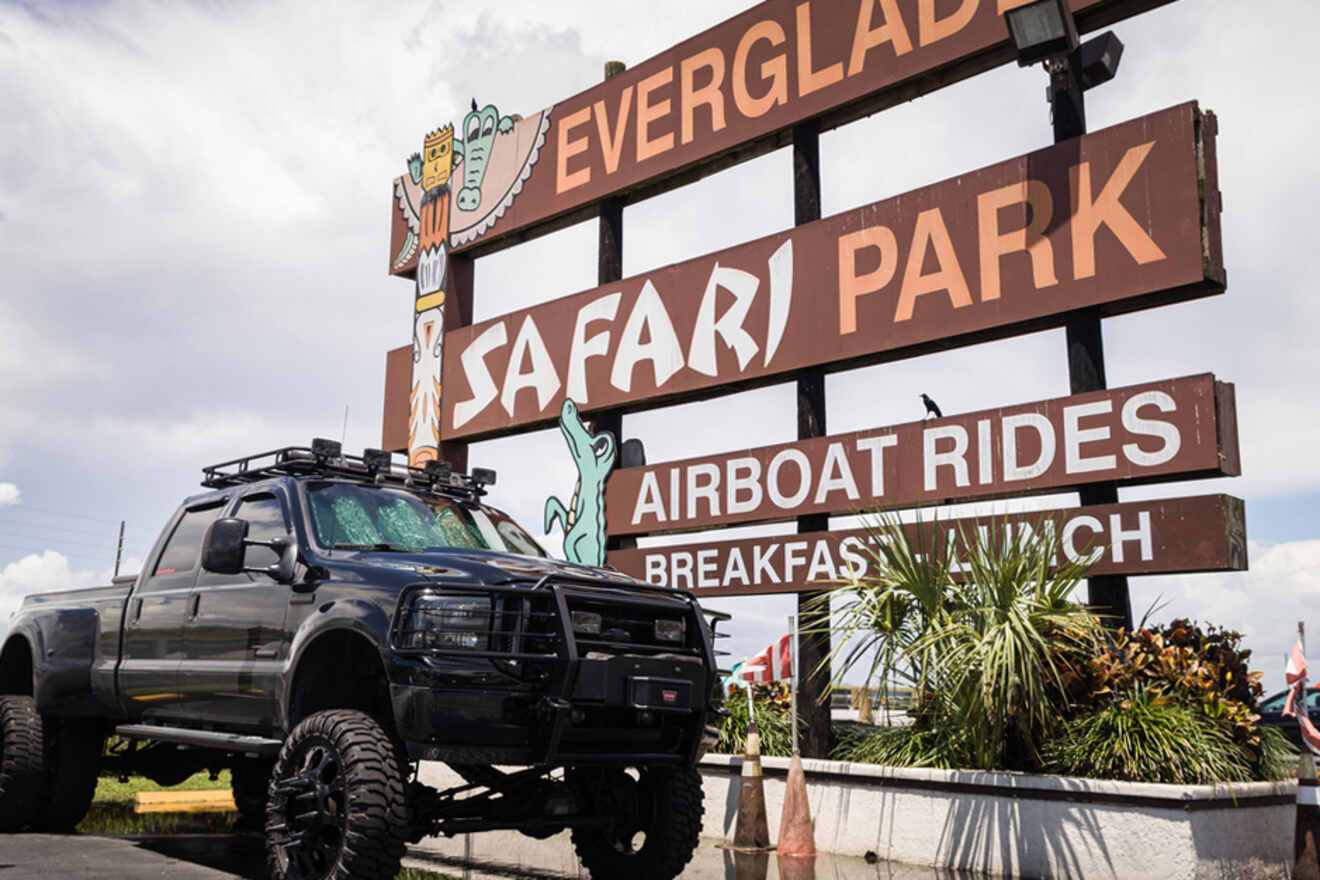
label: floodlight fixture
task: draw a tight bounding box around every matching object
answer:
[424,459,452,484]
[1005,0,1079,67]
[1077,31,1124,89]
[363,448,392,475]
[471,467,497,488]
[311,438,342,461]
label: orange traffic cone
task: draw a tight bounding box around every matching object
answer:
[1297,751,1320,880]
[777,852,818,880]
[728,718,773,851]
[777,753,816,856]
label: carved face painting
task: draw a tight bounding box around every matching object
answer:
[422,125,455,192]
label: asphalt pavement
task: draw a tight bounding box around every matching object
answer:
[0,831,947,879]
[0,832,265,879]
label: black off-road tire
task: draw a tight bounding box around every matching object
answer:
[0,696,47,832]
[32,716,103,831]
[265,710,409,880]
[231,758,274,833]
[570,765,704,880]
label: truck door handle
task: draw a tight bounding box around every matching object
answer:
[132,598,143,623]
[188,593,200,619]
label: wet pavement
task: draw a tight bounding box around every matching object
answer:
[0,831,961,879]
[404,831,961,880]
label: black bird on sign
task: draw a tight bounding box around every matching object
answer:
[921,394,943,419]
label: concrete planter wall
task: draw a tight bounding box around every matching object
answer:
[700,754,1295,879]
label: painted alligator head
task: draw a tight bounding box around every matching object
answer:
[456,101,514,211]
[559,399,616,479]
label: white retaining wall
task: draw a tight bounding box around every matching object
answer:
[417,758,1295,879]
[700,754,1296,879]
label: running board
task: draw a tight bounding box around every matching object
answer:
[114,724,284,757]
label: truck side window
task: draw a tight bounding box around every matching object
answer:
[150,503,225,582]
[236,494,288,569]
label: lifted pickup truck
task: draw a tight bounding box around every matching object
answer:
[0,441,727,880]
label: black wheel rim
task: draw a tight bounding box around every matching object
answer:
[270,737,347,880]
[603,769,655,856]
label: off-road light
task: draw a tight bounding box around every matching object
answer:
[424,459,452,483]
[571,611,602,635]
[654,618,686,643]
[1005,0,1078,66]
[471,467,497,487]
[311,437,342,460]
[1077,31,1123,89]
[363,448,392,474]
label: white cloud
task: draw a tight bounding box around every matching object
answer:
[0,551,96,637]
[0,483,17,507]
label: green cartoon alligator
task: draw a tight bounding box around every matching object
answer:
[544,399,616,567]
[454,99,515,212]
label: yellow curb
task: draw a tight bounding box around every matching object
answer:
[133,790,237,814]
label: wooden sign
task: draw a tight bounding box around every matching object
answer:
[606,494,1247,597]
[426,103,1222,441]
[605,374,1239,535]
[388,0,1179,266]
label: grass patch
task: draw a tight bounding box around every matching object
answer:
[93,770,232,802]
[77,771,237,835]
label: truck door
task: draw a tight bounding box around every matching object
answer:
[119,501,225,718]
[178,488,293,729]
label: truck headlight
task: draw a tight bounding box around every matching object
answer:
[654,618,685,643]
[403,593,491,651]
[571,611,602,635]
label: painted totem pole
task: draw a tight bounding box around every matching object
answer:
[408,125,454,468]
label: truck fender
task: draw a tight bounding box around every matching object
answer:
[278,598,395,731]
[6,608,100,714]
[0,632,35,695]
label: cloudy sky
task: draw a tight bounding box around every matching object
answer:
[1,0,1316,692]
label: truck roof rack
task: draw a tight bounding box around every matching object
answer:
[201,440,493,501]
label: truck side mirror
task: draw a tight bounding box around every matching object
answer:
[202,518,248,574]
[267,537,298,585]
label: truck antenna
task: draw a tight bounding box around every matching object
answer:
[113,520,125,577]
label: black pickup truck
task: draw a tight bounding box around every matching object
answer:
[0,441,726,880]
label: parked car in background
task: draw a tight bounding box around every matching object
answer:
[1258,687,1320,749]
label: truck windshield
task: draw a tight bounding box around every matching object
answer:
[304,482,547,558]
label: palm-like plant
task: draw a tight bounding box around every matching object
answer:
[810,511,1101,770]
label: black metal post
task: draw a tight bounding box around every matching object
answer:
[443,254,474,476]
[792,118,832,759]
[595,62,635,554]
[1052,53,1132,631]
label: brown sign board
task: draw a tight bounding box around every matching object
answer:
[604,374,1239,535]
[425,102,1222,442]
[606,494,1247,598]
[381,344,413,453]
[389,0,1178,267]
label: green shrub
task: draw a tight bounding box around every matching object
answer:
[1255,725,1299,781]
[831,722,973,769]
[715,681,796,757]
[1074,620,1265,747]
[1041,687,1254,785]
[810,512,1100,772]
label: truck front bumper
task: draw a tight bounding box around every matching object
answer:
[388,577,721,766]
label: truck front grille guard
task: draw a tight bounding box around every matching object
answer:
[388,576,724,765]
